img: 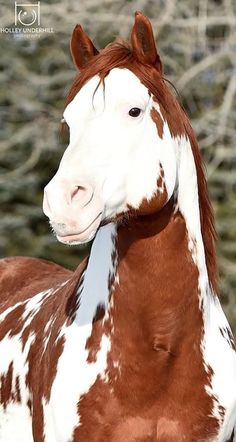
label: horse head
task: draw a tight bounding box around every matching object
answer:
[42,13,180,242]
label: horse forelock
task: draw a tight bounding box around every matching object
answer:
[64,38,218,295]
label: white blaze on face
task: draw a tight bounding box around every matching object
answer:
[43,223,118,442]
[46,68,178,243]
[62,68,178,214]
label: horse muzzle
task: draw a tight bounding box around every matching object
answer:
[43,176,104,244]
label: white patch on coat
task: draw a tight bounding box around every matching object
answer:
[176,135,236,441]
[43,223,118,442]
[42,318,55,354]
[0,333,35,442]
[0,403,33,442]
[0,283,67,442]
[203,294,236,441]
[176,135,209,297]
[22,289,54,325]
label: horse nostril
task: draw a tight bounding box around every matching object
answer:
[71,186,85,201]
[70,185,94,208]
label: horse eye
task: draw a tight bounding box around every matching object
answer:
[128,107,141,117]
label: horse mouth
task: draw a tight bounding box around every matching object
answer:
[55,212,103,244]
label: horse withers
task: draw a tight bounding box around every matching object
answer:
[0,11,236,442]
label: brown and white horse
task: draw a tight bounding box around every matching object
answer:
[0,11,236,442]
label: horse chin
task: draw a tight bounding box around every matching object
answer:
[53,212,103,245]
[56,230,97,245]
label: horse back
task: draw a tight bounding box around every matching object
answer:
[0,256,72,312]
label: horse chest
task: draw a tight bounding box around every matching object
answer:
[53,300,235,442]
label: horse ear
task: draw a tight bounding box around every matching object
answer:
[70,24,99,70]
[131,11,162,72]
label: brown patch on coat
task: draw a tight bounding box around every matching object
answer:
[0,361,21,409]
[65,259,88,323]
[220,326,236,351]
[15,376,21,403]
[86,304,106,363]
[150,107,164,138]
[27,398,32,416]
[228,429,235,442]
[0,364,21,407]
[0,361,13,409]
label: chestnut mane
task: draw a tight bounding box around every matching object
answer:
[65,40,218,294]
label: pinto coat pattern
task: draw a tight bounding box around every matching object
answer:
[0,12,236,442]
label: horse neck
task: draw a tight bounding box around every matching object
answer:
[116,135,210,299]
[74,134,211,326]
